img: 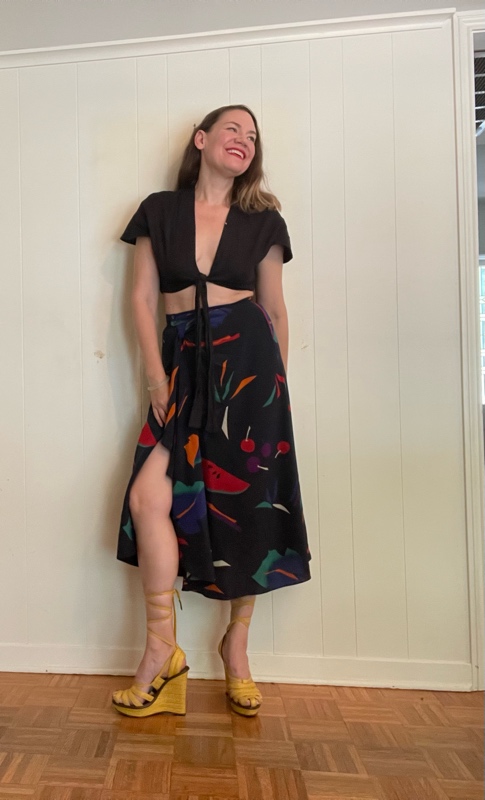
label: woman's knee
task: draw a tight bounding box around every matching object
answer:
[129,487,172,520]
[128,442,172,520]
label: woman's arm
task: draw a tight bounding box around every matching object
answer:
[131,237,171,427]
[254,244,289,372]
[131,236,166,385]
[131,236,170,425]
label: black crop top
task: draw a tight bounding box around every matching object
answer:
[119,185,293,291]
[119,185,293,433]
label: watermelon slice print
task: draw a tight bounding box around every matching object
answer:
[138,422,157,447]
[202,459,250,494]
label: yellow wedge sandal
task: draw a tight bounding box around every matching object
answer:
[112,587,189,717]
[217,596,263,717]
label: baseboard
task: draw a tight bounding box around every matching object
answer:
[0,644,474,691]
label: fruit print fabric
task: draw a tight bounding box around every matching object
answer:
[116,296,312,600]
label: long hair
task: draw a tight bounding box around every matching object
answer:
[175,104,281,213]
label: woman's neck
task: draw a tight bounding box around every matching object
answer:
[194,169,233,207]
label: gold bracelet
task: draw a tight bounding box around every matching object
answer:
[147,376,169,391]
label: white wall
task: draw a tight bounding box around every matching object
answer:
[0,8,480,689]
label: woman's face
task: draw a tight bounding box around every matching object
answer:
[195,109,257,177]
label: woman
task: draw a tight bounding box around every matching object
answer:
[112,104,312,719]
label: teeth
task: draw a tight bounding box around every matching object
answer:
[227,149,244,158]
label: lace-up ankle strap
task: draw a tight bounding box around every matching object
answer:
[227,596,256,633]
[145,588,183,643]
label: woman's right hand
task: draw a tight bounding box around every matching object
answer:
[150,381,171,427]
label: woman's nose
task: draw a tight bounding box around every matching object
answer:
[234,135,247,149]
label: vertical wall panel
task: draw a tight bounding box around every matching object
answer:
[19,64,85,648]
[261,41,322,660]
[137,55,169,195]
[392,23,469,661]
[342,32,408,658]
[78,58,143,657]
[0,70,27,644]
[229,45,262,119]
[310,37,357,658]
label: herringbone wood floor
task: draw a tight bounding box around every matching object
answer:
[0,672,482,800]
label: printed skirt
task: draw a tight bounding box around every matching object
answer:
[116,296,312,600]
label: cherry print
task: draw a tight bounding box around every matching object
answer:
[244,433,279,471]
[275,440,291,458]
[247,456,260,473]
[240,425,256,452]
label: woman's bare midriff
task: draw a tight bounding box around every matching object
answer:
[163,283,254,314]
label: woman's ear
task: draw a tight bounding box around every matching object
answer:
[193,129,205,151]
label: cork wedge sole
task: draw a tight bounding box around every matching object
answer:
[112,663,189,717]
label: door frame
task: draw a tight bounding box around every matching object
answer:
[454,11,485,691]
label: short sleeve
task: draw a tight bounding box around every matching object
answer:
[261,210,293,263]
[272,213,293,262]
[119,199,150,245]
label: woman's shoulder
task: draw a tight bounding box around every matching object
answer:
[139,189,189,222]
[236,203,287,230]
[141,189,181,207]
[236,205,292,261]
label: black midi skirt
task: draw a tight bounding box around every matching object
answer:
[116,296,312,600]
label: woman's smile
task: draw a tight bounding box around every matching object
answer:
[226,147,247,160]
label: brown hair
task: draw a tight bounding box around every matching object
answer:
[175,104,281,213]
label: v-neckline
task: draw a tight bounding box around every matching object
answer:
[191,185,232,280]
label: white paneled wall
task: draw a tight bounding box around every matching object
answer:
[21,64,85,651]
[0,12,477,688]
[0,68,26,645]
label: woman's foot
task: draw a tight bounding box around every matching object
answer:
[133,639,186,690]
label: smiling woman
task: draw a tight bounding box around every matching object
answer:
[113,104,312,720]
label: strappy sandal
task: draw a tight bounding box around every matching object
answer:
[217,596,262,717]
[112,587,189,717]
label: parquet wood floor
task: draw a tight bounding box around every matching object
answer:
[0,672,482,800]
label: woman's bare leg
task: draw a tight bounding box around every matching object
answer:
[127,441,185,690]
[221,595,256,699]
